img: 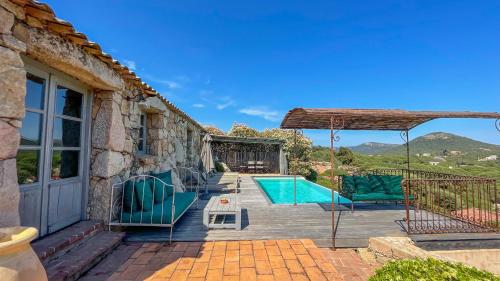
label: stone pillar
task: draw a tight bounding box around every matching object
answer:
[0,4,27,227]
[88,91,126,222]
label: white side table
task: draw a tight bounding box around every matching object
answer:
[203,194,241,230]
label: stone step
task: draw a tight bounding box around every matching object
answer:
[33,220,104,264]
[44,231,125,281]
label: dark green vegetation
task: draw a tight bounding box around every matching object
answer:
[369,258,499,281]
[312,132,500,182]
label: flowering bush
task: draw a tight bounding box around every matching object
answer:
[227,123,260,137]
[203,125,226,136]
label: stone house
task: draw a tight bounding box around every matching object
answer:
[0,0,204,238]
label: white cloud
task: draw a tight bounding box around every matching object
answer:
[216,102,234,110]
[215,96,235,110]
[160,80,181,89]
[123,59,136,70]
[239,107,281,122]
[142,75,183,89]
[193,103,205,108]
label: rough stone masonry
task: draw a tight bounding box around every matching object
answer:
[0,0,204,228]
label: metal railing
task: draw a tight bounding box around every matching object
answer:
[404,178,498,234]
[371,169,499,234]
[177,166,203,194]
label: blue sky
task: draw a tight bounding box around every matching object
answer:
[45,0,500,146]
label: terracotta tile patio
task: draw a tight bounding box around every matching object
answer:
[98,240,377,281]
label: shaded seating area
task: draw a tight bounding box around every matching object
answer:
[210,135,287,174]
[108,169,199,243]
[339,174,412,211]
[281,108,500,249]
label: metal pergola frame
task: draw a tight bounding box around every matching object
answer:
[281,108,500,250]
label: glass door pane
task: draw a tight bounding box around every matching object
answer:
[50,84,83,181]
[17,73,46,184]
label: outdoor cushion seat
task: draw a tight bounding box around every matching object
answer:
[120,192,196,224]
[352,192,413,201]
[150,170,174,203]
[341,175,413,208]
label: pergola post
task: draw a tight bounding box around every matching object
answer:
[401,130,411,233]
[293,129,298,206]
[329,117,336,250]
[329,116,345,250]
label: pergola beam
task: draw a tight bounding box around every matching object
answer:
[281,108,500,130]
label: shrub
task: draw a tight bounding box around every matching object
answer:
[369,258,499,281]
[305,168,318,182]
[214,161,225,172]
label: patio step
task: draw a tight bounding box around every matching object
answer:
[44,231,125,281]
[33,220,104,263]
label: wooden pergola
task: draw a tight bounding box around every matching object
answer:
[210,135,287,174]
[281,108,500,249]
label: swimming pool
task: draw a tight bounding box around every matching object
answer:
[254,177,352,204]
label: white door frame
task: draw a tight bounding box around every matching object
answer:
[21,57,92,237]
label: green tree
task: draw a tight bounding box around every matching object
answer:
[336,147,356,165]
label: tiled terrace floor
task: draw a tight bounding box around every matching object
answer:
[81,240,378,281]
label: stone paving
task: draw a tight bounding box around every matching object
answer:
[81,239,377,281]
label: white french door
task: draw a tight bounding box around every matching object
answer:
[18,61,91,237]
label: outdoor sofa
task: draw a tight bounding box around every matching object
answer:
[339,174,414,211]
[108,169,199,243]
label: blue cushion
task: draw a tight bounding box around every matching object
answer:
[352,192,414,201]
[341,176,355,199]
[134,179,154,212]
[380,175,403,195]
[368,175,385,193]
[150,171,174,203]
[120,192,196,224]
[353,176,371,194]
[123,180,138,212]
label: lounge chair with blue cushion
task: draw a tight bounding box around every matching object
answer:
[339,174,414,211]
[108,170,199,243]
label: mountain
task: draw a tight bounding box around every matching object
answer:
[383,132,500,157]
[311,132,500,162]
[348,142,399,154]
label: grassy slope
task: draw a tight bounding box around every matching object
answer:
[311,132,500,182]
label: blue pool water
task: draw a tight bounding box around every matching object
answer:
[254,177,352,204]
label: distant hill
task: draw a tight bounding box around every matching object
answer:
[383,132,500,158]
[349,142,399,154]
[311,132,500,161]
[311,132,500,182]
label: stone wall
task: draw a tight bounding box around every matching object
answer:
[88,90,202,221]
[0,0,203,227]
[0,0,27,227]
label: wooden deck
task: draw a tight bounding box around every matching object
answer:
[126,175,408,248]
